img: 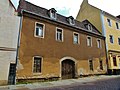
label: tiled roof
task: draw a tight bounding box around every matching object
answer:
[18,0,103,36]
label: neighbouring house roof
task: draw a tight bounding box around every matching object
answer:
[17,0,104,37]
[9,0,16,11]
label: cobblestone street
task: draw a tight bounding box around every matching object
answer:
[34,77,120,90]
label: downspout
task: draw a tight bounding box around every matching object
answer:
[100,11,109,73]
[15,11,23,84]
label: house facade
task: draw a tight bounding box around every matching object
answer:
[76,0,120,74]
[0,0,20,85]
[17,0,107,81]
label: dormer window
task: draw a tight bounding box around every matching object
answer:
[67,16,75,25]
[87,24,92,31]
[49,8,57,20]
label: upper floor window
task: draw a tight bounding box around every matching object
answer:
[87,36,92,47]
[118,38,120,45]
[107,18,112,27]
[97,39,101,48]
[88,24,92,31]
[89,59,94,71]
[73,33,79,44]
[56,27,63,42]
[33,56,42,73]
[109,35,114,43]
[35,22,45,38]
[49,8,57,20]
[67,16,75,25]
[116,22,119,29]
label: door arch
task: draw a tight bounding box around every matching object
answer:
[61,59,75,79]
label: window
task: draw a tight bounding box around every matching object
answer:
[118,38,120,45]
[116,22,119,29]
[56,28,63,41]
[50,8,57,19]
[33,57,42,73]
[73,33,79,44]
[107,18,112,27]
[88,24,92,31]
[35,23,45,38]
[87,36,92,47]
[97,39,101,48]
[68,16,75,25]
[89,59,93,71]
[113,56,117,66]
[99,59,103,70]
[109,35,113,43]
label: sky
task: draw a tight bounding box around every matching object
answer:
[11,0,120,18]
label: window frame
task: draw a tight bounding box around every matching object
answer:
[50,10,57,20]
[99,59,103,70]
[87,36,92,47]
[32,56,43,74]
[118,38,120,45]
[97,39,102,48]
[87,24,92,31]
[88,59,94,71]
[109,35,114,44]
[56,27,64,42]
[113,56,117,66]
[116,22,119,29]
[73,32,79,44]
[34,22,45,38]
[107,18,112,27]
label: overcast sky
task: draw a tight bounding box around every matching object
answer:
[11,0,120,18]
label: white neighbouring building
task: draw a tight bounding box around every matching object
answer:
[0,0,20,85]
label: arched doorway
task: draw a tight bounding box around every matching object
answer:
[61,59,75,79]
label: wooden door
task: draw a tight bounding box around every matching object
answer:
[62,59,75,79]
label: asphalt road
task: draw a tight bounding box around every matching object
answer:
[34,77,120,90]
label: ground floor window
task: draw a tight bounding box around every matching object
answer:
[99,59,103,70]
[113,56,117,66]
[33,56,42,73]
[89,59,93,71]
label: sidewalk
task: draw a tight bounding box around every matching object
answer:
[0,75,120,90]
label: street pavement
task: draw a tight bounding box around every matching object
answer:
[0,75,120,90]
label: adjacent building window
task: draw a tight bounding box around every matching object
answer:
[87,36,92,47]
[88,24,92,31]
[107,18,112,27]
[116,22,119,29]
[109,35,114,43]
[89,59,93,71]
[97,39,101,48]
[33,57,42,73]
[118,38,120,45]
[35,23,45,38]
[99,59,103,70]
[56,28,63,41]
[113,56,117,66]
[73,33,79,44]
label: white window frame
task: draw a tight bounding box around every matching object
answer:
[50,10,57,20]
[88,24,92,31]
[34,22,45,38]
[56,27,64,42]
[32,56,43,75]
[73,32,79,44]
[87,36,92,47]
[97,39,102,48]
